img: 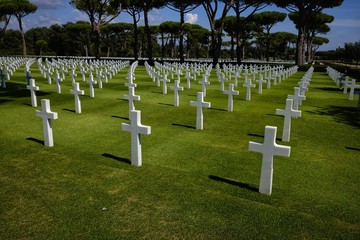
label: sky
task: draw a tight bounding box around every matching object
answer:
[6,0,360,51]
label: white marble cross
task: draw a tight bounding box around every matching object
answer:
[223,83,239,112]
[46,68,52,84]
[276,99,301,142]
[243,78,256,101]
[266,74,272,89]
[298,82,308,95]
[249,125,291,195]
[124,86,140,112]
[199,74,210,97]
[80,67,86,81]
[190,92,211,130]
[36,99,58,147]
[185,71,192,89]
[53,71,62,94]
[161,74,170,94]
[170,80,184,107]
[70,82,85,113]
[97,71,103,89]
[288,87,306,110]
[26,78,39,107]
[87,73,97,98]
[349,79,360,101]
[125,73,137,88]
[256,75,266,94]
[121,110,151,167]
[219,73,227,92]
[343,76,349,94]
[70,68,77,85]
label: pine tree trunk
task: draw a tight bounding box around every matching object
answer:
[144,9,153,64]
[296,27,306,66]
[179,11,185,63]
[132,14,139,61]
[17,17,27,56]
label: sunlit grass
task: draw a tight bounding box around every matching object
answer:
[0,64,359,239]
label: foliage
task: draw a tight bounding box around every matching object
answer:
[69,0,123,58]
[166,0,202,62]
[251,11,287,61]
[272,0,344,65]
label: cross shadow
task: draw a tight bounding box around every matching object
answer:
[22,103,33,107]
[116,98,128,101]
[188,94,197,97]
[151,91,163,94]
[209,107,227,112]
[158,103,173,107]
[172,123,196,129]
[208,175,258,192]
[345,146,360,151]
[26,137,44,145]
[111,115,129,120]
[102,153,131,165]
[266,113,283,118]
[62,108,76,113]
[248,133,282,142]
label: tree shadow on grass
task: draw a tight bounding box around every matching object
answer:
[316,87,342,92]
[102,153,131,165]
[26,137,44,145]
[0,82,50,98]
[208,175,258,193]
[306,105,360,129]
[0,99,13,105]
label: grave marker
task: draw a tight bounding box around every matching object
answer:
[161,74,170,94]
[54,71,62,94]
[121,110,151,167]
[124,86,140,112]
[87,73,97,98]
[248,126,291,195]
[276,99,301,142]
[243,78,256,101]
[199,74,210,97]
[35,99,58,147]
[70,82,85,113]
[288,87,306,110]
[190,92,211,130]
[256,75,266,94]
[26,78,39,107]
[349,79,360,101]
[170,80,184,107]
[223,83,239,112]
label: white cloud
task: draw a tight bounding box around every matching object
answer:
[147,9,165,26]
[330,19,360,27]
[185,13,198,24]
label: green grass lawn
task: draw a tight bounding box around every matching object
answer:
[0,63,359,239]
